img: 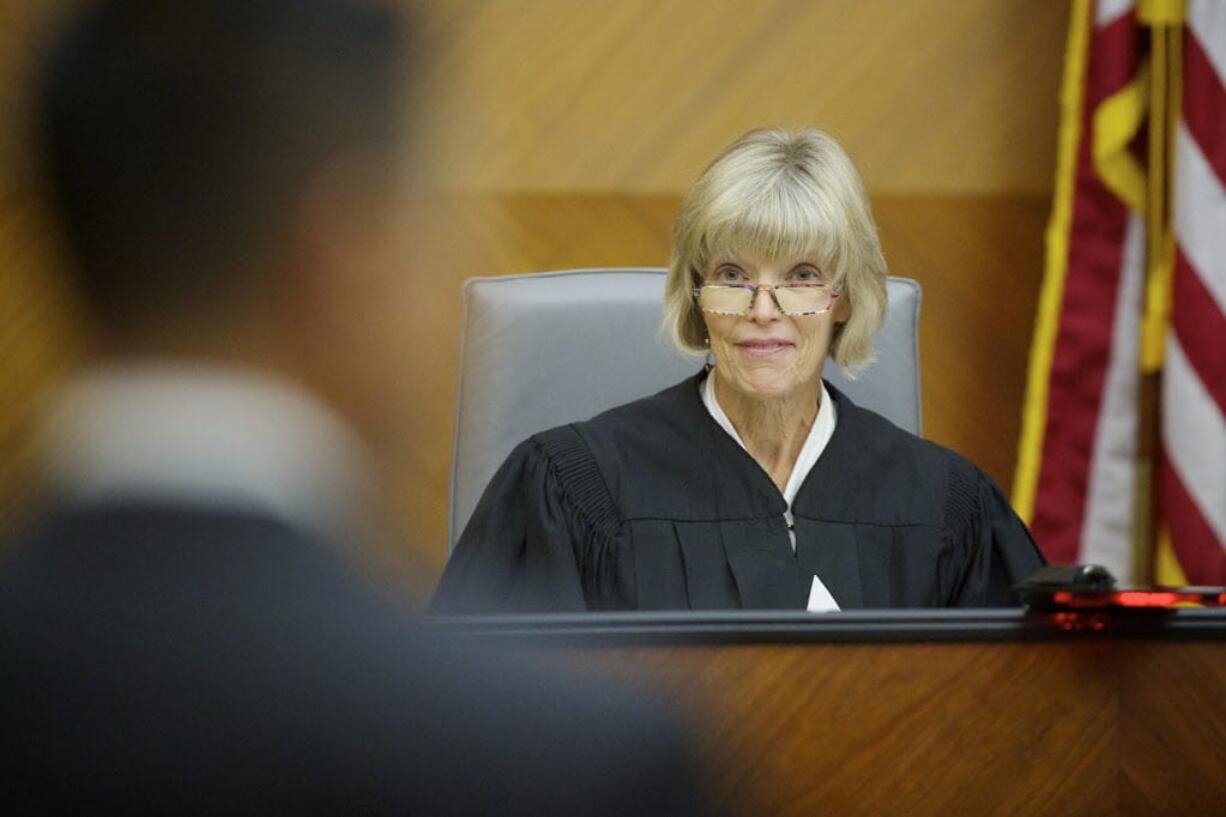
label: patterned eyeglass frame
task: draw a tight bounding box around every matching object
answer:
[691,282,841,317]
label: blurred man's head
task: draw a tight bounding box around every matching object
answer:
[38,0,423,453]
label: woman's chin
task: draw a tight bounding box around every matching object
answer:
[727,373,809,402]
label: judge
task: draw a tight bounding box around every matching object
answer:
[434,127,1045,613]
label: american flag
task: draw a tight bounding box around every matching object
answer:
[1160,0,1226,584]
[1015,0,1225,586]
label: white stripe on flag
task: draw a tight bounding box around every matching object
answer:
[1174,123,1226,316]
[1189,0,1226,92]
[1161,334,1226,548]
[1078,213,1144,581]
[1094,0,1134,27]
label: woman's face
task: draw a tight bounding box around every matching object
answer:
[701,255,846,403]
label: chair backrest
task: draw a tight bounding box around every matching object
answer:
[448,268,922,550]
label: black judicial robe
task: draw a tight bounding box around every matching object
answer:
[434,372,1046,613]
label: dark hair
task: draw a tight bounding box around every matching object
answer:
[37,0,409,326]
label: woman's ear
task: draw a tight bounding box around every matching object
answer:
[833,291,851,323]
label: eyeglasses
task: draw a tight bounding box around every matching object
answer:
[692,282,840,317]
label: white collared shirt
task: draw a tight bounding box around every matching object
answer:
[44,362,375,544]
[701,371,841,612]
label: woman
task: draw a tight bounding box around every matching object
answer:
[434,128,1045,613]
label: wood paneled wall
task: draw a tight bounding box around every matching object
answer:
[423,0,1066,194]
[1,2,1065,588]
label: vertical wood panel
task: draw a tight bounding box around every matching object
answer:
[426,0,1066,194]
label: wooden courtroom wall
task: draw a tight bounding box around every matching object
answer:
[423,0,1064,194]
[1,2,1066,592]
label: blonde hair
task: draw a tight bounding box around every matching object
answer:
[663,127,888,375]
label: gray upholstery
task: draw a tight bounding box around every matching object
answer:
[448,268,922,550]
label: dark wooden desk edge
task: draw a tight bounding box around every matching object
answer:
[428,608,1226,646]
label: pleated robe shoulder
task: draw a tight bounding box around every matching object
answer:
[433,373,1045,612]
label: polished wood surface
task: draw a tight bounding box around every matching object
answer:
[539,636,1226,816]
[427,0,1065,194]
[3,0,1067,195]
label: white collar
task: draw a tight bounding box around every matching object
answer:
[44,361,375,542]
[701,370,842,610]
[700,370,837,508]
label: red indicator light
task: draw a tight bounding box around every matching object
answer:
[1043,589,1226,609]
[1046,611,1109,631]
[1034,583,1226,613]
[1115,591,1181,607]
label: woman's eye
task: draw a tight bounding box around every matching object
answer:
[715,266,744,282]
[790,267,819,283]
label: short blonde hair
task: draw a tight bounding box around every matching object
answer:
[663,127,888,376]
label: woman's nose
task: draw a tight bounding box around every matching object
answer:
[748,285,780,322]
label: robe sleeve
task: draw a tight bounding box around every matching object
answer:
[432,428,623,613]
[940,456,1047,607]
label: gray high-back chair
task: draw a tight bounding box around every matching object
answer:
[448,268,922,550]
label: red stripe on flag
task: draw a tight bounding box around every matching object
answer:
[1089,12,1144,107]
[1183,29,1226,188]
[1030,14,1143,564]
[1160,453,1226,584]
[1172,248,1226,420]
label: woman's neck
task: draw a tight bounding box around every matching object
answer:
[713,371,820,493]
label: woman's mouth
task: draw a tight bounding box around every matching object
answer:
[735,339,795,358]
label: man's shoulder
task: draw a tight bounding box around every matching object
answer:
[0,502,706,817]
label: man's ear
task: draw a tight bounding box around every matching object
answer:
[280,151,402,340]
[274,150,423,449]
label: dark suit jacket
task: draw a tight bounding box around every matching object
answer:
[0,503,708,816]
